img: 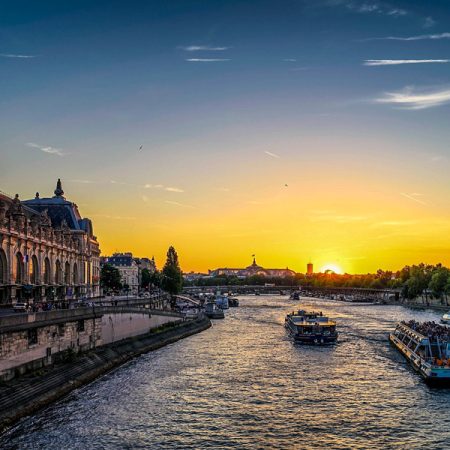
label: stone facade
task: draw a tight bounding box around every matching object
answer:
[0,179,101,304]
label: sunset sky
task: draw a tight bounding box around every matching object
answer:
[1,0,450,274]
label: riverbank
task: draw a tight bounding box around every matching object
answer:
[0,316,211,433]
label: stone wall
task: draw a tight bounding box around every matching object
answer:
[0,306,183,381]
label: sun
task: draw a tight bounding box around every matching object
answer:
[319,263,343,274]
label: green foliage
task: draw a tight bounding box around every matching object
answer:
[429,267,450,298]
[161,246,183,295]
[100,263,122,292]
[183,262,450,301]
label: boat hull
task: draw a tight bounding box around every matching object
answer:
[389,333,450,384]
[286,322,337,345]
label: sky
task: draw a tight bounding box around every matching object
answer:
[1,0,450,274]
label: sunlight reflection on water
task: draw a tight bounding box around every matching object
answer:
[2,296,450,449]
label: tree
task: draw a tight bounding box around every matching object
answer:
[141,268,152,289]
[429,268,450,300]
[100,264,122,292]
[161,246,183,295]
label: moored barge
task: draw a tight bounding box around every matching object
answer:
[389,321,450,384]
[285,310,338,345]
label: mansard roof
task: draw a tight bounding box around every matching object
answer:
[21,179,94,236]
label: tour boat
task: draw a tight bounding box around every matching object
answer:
[390,321,450,384]
[285,310,338,345]
[289,291,300,301]
[204,301,225,319]
[441,313,450,325]
[215,294,229,310]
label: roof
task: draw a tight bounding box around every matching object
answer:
[21,179,94,235]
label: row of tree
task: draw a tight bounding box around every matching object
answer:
[185,263,450,300]
[100,246,183,295]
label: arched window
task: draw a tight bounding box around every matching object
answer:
[15,253,24,284]
[44,258,51,284]
[55,260,62,284]
[0,249,7,285]
[73,263,78,284]
[65,262,70,284]
[30,255,39,284]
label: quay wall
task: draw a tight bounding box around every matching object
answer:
[0,307,183,381]
[0,316,211,434]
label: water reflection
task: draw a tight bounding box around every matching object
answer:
[2,297,450,449]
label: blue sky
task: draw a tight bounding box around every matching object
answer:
[1,0,450,271]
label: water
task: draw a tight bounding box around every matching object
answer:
[2,296,450,449]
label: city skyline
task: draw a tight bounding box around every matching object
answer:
[1,0,450,273]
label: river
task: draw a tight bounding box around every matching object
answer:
[1,296,450,449]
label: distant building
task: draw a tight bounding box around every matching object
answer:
[209,257,296,278]
[101,253,156,293]
[307,262,313,275]
[0,179,101,304]
[183,271,209,282]
[102,253,138,292]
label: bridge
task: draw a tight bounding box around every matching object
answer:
[182,285,400,302]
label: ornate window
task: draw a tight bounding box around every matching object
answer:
[55,260,62,284]
[0,249,6,285]
[44,258,51,284]
[15,253,24,284]
[65,262,71,284]
[30,255,39,284]
[73,263,78,284]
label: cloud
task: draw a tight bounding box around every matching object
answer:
[326,1,407,17]
[423,17,436,28]
[179,45,229,51]
[309,210,369,223]
[264,150,280,159]
[283,58,297,62]
[69,179,96,184]
[165,200,194,208]
[0,53,37,58]
[400,192,426,205]
[186,58,230,62]
[373,32,450,41]
[375,86,450,110]
[26,142,67,157]
[144,183,184,192]
[364,59,449,66]
[91,214,137,220]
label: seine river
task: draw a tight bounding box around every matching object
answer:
[2,296,450,449]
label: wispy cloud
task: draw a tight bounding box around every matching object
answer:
[144,183,184,192]
[372,32,450,41]
[186,58,230,62]
[69,179,96,184]
[26,142,67,157]
[327,1,407,17]
[364,59,449,66]
[401,192,426,205]
[283,58,297,62]
[264,150,280,159]
[423,17,436,28]
[0,53,37,58]
[91,214,137,220]
[309,210,369,223]
[179,45,229,51]
[165,200,195,208]
[375,86,450,110]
